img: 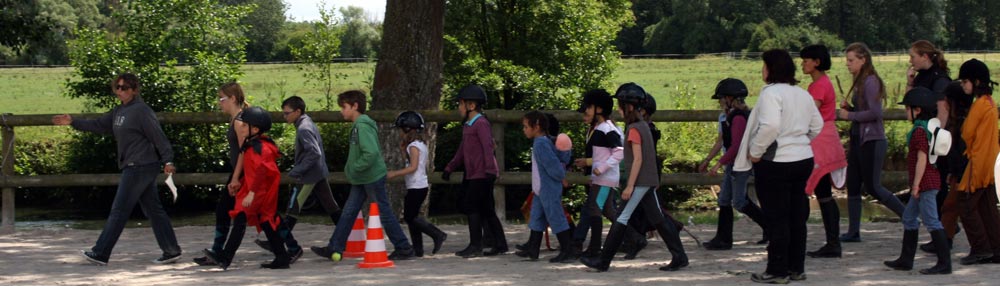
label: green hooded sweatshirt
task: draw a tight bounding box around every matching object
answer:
[346,114,387,185]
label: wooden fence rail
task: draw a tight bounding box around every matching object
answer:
[0,110,909,233]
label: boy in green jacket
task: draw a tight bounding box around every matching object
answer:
[311,90,415,262]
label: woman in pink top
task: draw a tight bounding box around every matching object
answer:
[800,45,848,258]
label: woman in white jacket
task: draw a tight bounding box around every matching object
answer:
[736,49,823,284]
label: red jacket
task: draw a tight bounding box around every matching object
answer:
[230,136,281,231]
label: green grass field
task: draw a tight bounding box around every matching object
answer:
[5,55,999,114]
[2,54,998,146]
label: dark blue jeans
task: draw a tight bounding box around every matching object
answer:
[327,176,412,252]
[92,163,180,259]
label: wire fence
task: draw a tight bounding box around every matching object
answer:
[3,50,999,68]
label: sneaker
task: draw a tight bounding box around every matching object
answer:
[81,250,108,266]
[750,272,790,284]
[193,256,217,266]
[839,232,861,243]
[289,248,304,264]
[959,254,993,265]
[310,246,332,259]
[483,246,508,256]
[388,248,415,260]
[789,272,807,281]
[202,248,230,270]
[152,252,182,264]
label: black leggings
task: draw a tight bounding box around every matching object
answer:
[814,174,833,201]
[404,188,429,223]
[845,139,905,234]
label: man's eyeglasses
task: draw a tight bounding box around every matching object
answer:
[282,111,295,116]
[115,85,133,91]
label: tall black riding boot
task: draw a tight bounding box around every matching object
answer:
[739,203,769,244]
[550,230,581,263]
[457,214,484,258]
[655,221,689,271]
[260,222,291,269]
[582,218,603,258]
[515,230,543,261]
[581,222,627,272]
[416,218,448,255]
[408,218,426,257]
[808,200,842,258]
[884,229,918,270]
[704,206,734,250]
[920,229,952,274]
[623,225,648,260]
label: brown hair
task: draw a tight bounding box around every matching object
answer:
[219,82,249,108]
[618,101,643,124]
[762,49,799,85]
[911,40,948,73]
[845,42,886,106]
[401,128,425,146]
[337,90,368,113]
[112,73,140,92]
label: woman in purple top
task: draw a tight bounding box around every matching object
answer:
[837,43,906,242]
[442,84,508,258]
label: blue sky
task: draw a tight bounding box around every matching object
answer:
[284,0,386,22]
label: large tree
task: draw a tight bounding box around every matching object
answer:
[0,0,107,65]
[222,0,287,62]
[370,0,445,215]
[338,6,382,59]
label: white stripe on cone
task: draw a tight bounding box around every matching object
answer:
[365,214,387,253]
[348,213,365,242]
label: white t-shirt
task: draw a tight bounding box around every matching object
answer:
[404,140,429,189]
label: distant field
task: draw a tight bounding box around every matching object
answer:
[2,54,998,143]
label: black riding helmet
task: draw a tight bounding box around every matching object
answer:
[393,111,425,130]
[615,82,647,107]
[241,106,272,134]
[454,84,488,105]
[899,86,939,112]
[958,58,997,86]
[712,78,749,99]
[643,92,657,116]
[944,80,972,108]
[576,89,614,117]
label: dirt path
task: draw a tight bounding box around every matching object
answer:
[2,219,999,285]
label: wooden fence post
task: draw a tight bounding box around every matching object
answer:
[2,114,15,234]
[492,122,506,222]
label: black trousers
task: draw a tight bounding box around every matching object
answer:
[754,158,813,276]
[212,187,237,253]
[460,177,507,249]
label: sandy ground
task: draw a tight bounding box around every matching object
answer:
[3,217,1000,286]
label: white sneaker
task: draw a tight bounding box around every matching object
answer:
[152,253,182,264]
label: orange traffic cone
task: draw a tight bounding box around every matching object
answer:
[344,212,367,258]
[358,202,395,269]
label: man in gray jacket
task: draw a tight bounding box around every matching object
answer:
[254,96,342,259]
[52,73,181,266]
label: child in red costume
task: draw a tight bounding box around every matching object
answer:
[205,106,297,270]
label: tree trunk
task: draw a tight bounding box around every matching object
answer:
[370,0,445,219]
